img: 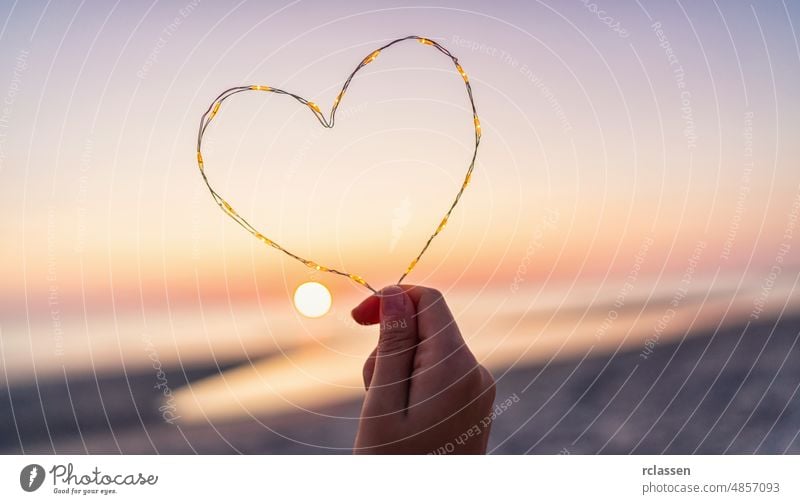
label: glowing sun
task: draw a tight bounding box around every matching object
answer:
[293,281,332,318]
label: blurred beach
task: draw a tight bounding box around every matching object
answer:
[2,273,798,454]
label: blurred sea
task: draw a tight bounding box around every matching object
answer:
[1,272,798,453]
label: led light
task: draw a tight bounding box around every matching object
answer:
[334,91,344,106]
[255,233,275,247]
[405,258,418,274]
[221,200,236,217]
[436,216,448,233]
[456,64,468,82]
[363,49,380,65]
[464,172,472,186]
[209,101,221,119]
[418,37,434,45]
[349,274,367,287]
[474,115,481,136]
[251,85,271,91]
[307,101,321,114]
[304,260,329,272]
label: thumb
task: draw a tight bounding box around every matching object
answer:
[365,285,418,415]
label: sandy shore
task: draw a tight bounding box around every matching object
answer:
[2,313,798,454]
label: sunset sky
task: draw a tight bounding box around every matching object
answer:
[1,0,799,389]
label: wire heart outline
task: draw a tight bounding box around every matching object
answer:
[196,35,481,293]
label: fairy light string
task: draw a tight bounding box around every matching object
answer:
[196,35,481,294]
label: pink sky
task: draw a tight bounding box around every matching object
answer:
[1,1,799,389]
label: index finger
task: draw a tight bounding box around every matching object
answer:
[352,285,468,357]
[400,285,467,358]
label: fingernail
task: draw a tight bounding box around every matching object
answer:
[381,286,405,317]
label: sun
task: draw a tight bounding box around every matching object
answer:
[293,281,332,318]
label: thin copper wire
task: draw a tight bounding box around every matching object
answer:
[196,35,481,294]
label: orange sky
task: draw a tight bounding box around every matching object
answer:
[1,0,799,353]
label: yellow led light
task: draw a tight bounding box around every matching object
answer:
[363,49,380,65]
[305,260,328,272]
[349,274,367,286]
[464,172,472,186]
[196,151,203,164]
[255,233,277,248]
[405,258,418,274]
[221,200,237,217]
[456,64,468,82]
[209,101,221,119]
[251,85,271,91]
[436,216,448,233]
[474,115,481,136]
[334,91,343,106]
[307,101,321,114]
[418,37,434,45]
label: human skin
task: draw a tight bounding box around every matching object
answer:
[351,285,496,454]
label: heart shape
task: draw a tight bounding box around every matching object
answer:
[195,35,481,293]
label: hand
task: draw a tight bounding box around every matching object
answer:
[351,285,496,454]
